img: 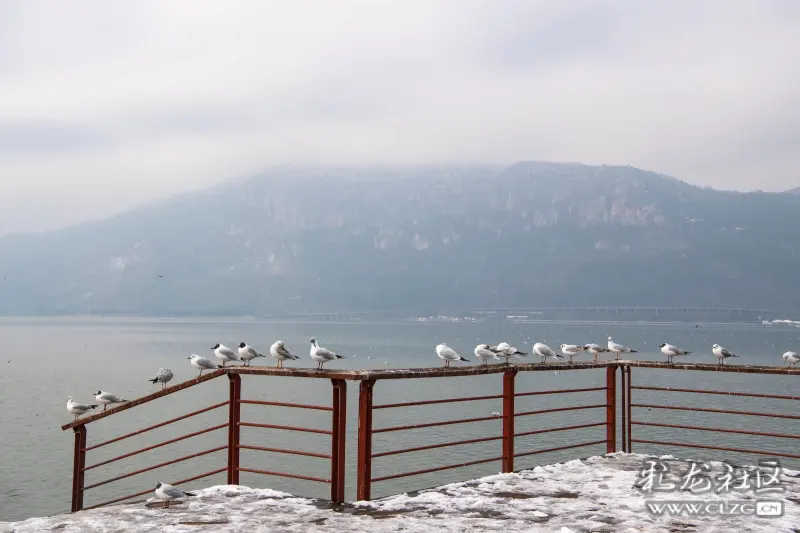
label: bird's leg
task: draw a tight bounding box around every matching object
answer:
[593,354,598,362]
[165,500,170,509]
[569,355,574,363]
[199,370,203,377]
[162,383,166,390]
[103,405,107,412]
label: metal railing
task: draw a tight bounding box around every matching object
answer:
[62,361,798,511]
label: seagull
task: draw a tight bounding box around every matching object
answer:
[783,351,799,368]
[148,368,174,390]
[154,481,196,508]
[607,337,638,360]
[436,343,469,367]
[93,390,128,411]
[66,397,98,421]
[188,354,220,376]
[309,337,344,370]
[474,344,500,365]
[270,341,300,368]
[560,344,586,363]
[584,343,607,362]
[660,343,691,364]
[494,342,527,364]
[212,343,240,366]
[533,343,563,363]
[712,344,738,366]
[237,342,266,366]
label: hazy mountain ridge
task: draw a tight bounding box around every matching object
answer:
[1,162,799,316]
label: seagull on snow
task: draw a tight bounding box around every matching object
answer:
[712,344,738,366]
[436,343,469,367]
[310,337,344,370]
[154,481,196,508]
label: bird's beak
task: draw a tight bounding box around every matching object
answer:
[186,356,191,360]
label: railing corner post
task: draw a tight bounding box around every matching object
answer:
[71,425,87,512]
[502,369,518,473]
[330,379,347,503]
[227,373,242,485]
[357,379,375,501]
[606,365,617,454]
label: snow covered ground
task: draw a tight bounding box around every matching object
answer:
[2,453,798,533]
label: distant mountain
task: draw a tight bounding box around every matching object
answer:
[1,162,799,316]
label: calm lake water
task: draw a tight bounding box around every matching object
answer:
[0,317,798,522]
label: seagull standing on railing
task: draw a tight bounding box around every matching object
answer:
[783,351,799,368]
[607,337,637,360]
[66,397,98,421]
[270,340,300,368]
[660,343,691,364]
[93,390,128,411]
[494,342,527,365]
[474,344,500,365]
[436,343,469,367]
[560,344,586,363]
[212,343,240,366]
[310,337,344,370]
[533,343,563,363]
[154,481,196,508]
[238,342,266,366]
[712,344,738,366]
[584,343,607,362]
[188,354,220,376]
[148,368,174,390]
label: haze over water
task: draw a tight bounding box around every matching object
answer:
[0,317,797,522]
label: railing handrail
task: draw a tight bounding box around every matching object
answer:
[62,361,799,430]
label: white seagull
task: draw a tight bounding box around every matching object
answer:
[494,342,527,364]
[660,343,691,364]
[560,344,586,363]
[188,354,220,376]
[148,368,174,390]
[436,343,469,367]
[66,397,98,421]
[270,340,300,368]
[310,337,344,370]
[237,342,266,366]
[93,390,128,412]
[474,344,500,365]
[533,343,563,363]
[607,337,638,360]
[783,351,799,368]
[154,481,196,508]
[212,343,240,366]
[712,344,738,366]
[584,343,607,362]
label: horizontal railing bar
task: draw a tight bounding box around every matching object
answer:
[239,444,331,459]
[83,423,227,471]
[630,386,800,401]
[85,402,229,451]
[514,422,607,438]
[82,467,227,510]
[83,446,227,490]
[62,369,227,430]
[631,403,800,420]
[515,387,605,398]
[372,456,504,483]
[514,439,607,458]
[374,394,504,409]
[631,439,800,460]
[239,399,333,411]
[373,415,500,434]
[620,361,800,376]
[239,422,332,435]
[515,404,607,418]
[238,467,330,484]
[372,435,504,458]
[631,421,800,440]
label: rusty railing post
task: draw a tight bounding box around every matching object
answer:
[626,366,632,452]
[620,363,627,453]
[357,379,375,501]
[71,425,87,512]
[228,373,241,485]
[606,365,617,453]
[330,379,347,503]
[502,369,518,472]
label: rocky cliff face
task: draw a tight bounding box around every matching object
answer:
[1,162,798,316]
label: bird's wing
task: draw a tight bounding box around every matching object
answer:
[163,486,189,498]
[199,358,218,368]
[721,348,734,357]
[246,347,260,358]
[317,348,337,360]
[222,348,239,358]
[100,393,121,402]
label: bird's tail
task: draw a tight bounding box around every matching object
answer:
[292,354,301,359]
[459,356,469,361]
[257,352,267,358]
[89,405,99,409]
[185,491,197,497]
[148,377,158,384]
[517,351,528,355]
[121,399,129,403]
[335,355,345,359]
[685,352,693,355]
[554,354,564,359]
[731,353,739,357]
[629,350,639,353]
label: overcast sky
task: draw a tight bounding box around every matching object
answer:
[1,1,798,235]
